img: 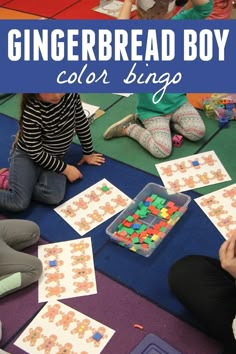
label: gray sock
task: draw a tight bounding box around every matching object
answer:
[0,320,2,341]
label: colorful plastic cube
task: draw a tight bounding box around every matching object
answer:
[172,134,183,147]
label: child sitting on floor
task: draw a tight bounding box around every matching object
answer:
[103,0,213,159]
[169,233,236,354]
[0,93,105,212]
[0,219,43,342]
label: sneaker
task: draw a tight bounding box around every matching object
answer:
[0,168,9,190]
[103,114,138,140]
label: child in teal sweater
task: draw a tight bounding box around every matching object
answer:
[104,0,213,158]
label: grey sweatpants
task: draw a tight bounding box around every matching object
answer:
[0,219,42,298]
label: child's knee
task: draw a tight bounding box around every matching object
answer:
[168,256,192,292]
[151,143,172,159]
[187,124,206,141]
[11,198,31,213]
[45,190,65,205]
[31,257,43,281]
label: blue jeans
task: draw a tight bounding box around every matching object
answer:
[0,147,66,212]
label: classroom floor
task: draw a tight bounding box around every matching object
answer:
[0,2,235,354]
[0,0,235,19]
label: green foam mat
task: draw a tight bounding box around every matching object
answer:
[1,93,229,195]
[0,93,122,120]
[84,96,220,176]
[0,94,20,118]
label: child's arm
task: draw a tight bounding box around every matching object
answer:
[219,235,236,279]
[173,0,213,18]
[118,0,135,19]
[62,164,83,182]
[75,95,105,166]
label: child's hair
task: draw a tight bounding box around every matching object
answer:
[137,0,176,18]
[14,94,37,146]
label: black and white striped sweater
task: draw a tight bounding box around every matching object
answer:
[17,93,94,173]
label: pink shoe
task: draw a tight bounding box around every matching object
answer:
[0,168,9,190]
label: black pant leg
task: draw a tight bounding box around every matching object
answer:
[168,255,236,354]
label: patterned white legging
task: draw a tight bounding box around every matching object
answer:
[126,101,206,158]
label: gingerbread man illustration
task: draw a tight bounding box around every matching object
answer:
[201,154,216,166]
[173,162,187,173]
[199,196,219,208]
[44,245,63,258]
[56,310,76,330]
[98,183,112,195]
[111,195,129,207]
[85,190,100,202]
[71,254,91,266]
[100,202,116,214]
[210,169,226,181]
[87,210,104,223]
[70,241,89,253]
[87,327,107,347]
[223,187,236,199]
[44,259,64,271]
[197,173,210,184]
[37,334,57,353]
[55,343,77,354]
[217,216,236,230]
[23,326,43,346]
[190,159,201,169]
[45,271,64,284]
[168,180,181,192]
[73,198,88,210]
[160,165,173,177]
[70,318,91,338]
[209,206,227,218]
[46,285,66,298]
[42,304,61,322]
[72,267,92,279]
[182,176,195,189]
[73,281,94,293]
[226,229,236,239]
[74,218,90,231]
[61,205,77,218]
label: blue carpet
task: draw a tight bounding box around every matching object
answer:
[0,115,223,325]
[94,187,222,324]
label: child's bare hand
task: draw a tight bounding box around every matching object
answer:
[62,164,83,182]
[78,153,105,166]
[219,235,236,279]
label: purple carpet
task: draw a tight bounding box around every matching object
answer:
[3,272,221,354]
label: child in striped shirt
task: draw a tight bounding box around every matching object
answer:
[0,93,105,212]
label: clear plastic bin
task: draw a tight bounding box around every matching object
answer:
[106,183,191,257]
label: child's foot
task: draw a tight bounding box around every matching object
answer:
[0,168,9,190]
[103,114,138,140]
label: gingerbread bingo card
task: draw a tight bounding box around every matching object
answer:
[155,151,231,193]
[38,238,97,303]
[195,183,236,240]
[14,300,115,354]
[54,178,132,236]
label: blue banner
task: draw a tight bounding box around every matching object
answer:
[0,20,235,93]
